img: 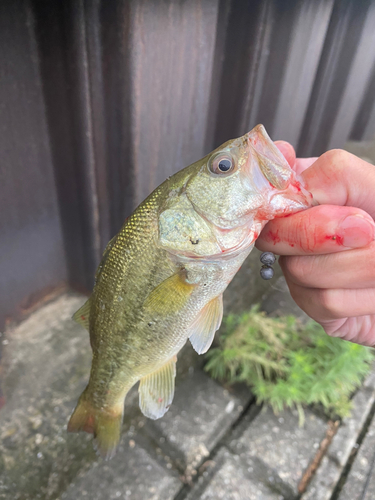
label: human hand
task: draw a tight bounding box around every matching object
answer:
[256,142,375,346]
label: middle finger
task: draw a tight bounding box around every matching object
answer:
[280,241,375,289]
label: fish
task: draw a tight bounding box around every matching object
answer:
[67,124,312,459]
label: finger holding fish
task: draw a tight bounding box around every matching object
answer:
[280,242,375,290]
[257,205,375,255]
[274,140,318,174]
[321,315,375,345]
[286,280,375,345]
[258,146,375,346]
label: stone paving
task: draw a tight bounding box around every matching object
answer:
[302,369,375,500]
[338,407,375,500]
[1,271,375,499]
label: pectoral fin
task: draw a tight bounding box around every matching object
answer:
[189,295,223,354]
[72,298,91,331]
[139,357,177,419]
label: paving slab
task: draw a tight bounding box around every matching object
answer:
[0,294,161,500]
[186,447,284,500]
[228,405,327,497]
[61,438,181,500]
[0,294,93,500]
[338,406,375,500]
[302,366,375,500]
[0,292,251,500]
[144,370,252,469]
[361,471,375,500]
[3,286,374,500]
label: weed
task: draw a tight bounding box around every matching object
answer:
[205,306,374,422]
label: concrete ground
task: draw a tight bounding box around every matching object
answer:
[1,250,375,500]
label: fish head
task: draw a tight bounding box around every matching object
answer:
[186,124,312,230]
[160,124,312,258]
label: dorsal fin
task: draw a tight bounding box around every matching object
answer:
[72,298,91,331]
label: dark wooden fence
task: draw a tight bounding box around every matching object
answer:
[1,0,375,330]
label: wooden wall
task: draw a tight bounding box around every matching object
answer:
[1,0,375,329]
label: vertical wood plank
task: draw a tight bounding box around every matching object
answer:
[211,0,270,147]
[350,51,375,142]
[327,2,375,150]
[34,0,101,290]
[128,0,221,206]
[211,0,334,150]
[298,0,372,156]
[0,0,67,329]
[100,0,135,235]
[272,0,334,146]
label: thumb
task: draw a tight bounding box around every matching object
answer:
[257,149,375,255]
[256,205,375,255]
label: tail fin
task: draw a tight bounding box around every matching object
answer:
[68,394,123,460]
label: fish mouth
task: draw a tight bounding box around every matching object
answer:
[246,124,292,190]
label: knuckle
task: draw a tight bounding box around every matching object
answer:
[288,285,303,308]
[316,289,342,318]
[321,148,350,167]
[320,149,354,177]
[353,244,375,284]
[282,255,315,285]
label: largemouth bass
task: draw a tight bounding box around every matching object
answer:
[68,124,312,459]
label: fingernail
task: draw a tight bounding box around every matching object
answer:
[340,215,375,248]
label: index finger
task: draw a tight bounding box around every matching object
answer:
[302,149,375,219]
[274,140,317,175]
[294,157,318,176]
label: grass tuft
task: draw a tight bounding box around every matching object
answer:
[205,306,374,422]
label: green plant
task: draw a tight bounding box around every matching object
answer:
[205,306,374,422]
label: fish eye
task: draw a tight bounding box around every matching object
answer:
[209,153,236,175]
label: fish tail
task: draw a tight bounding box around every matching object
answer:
[68,392,123,460]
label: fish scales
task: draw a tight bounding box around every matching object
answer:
[68,124,313,459]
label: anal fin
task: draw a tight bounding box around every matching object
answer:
[189,295,223,354]
[139,357,177,419]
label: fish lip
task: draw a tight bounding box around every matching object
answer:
[246,124,292,190]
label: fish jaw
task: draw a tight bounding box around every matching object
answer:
[246,124,293,191]
[241,124,313,221]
